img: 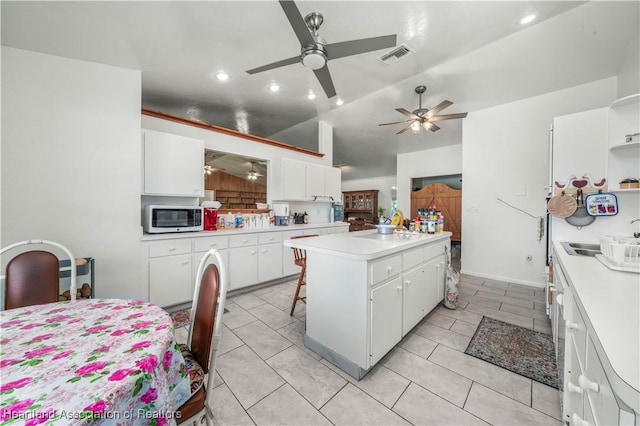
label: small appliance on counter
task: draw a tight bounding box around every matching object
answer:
[333,202,344,222]
[272,202,290,226]
[202,201,221,231]
[143,205,203,233]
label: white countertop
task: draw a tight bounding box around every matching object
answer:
[553,240,639,410]
[284,229,451,260]
[141,222,348,241]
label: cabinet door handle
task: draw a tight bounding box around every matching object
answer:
[556,294,563,306]
[242,239,249,244]
[250,250,257,255]
[570,413,592,426]
[566,321,580,331]
[261,249,267,254]
[567,382,583,395]
[396,285,402,292]
[181,260,189,266]
[210,243,217,247]
[168,247,177,252]
[405,280,411,286]
[578,374,600,393]
[387,266,393,273]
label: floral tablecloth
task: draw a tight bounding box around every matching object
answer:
[0,299,191,425]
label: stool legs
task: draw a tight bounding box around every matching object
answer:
[290,263,307,316]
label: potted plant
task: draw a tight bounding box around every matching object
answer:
[377,206,385,223]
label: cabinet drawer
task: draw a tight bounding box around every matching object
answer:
[371,255,402,286]
[193,236,229,252]
[403,247,424,270]
[424,241,447,261]
[258,232,282,245]
[229,233,258,248]
[149,239,191,258]
[584,338,620,426]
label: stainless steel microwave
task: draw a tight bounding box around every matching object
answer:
[143,205,203,233]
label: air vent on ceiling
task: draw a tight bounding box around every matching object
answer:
[377,44,415,64]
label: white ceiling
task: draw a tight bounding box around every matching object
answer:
[2,1,638,180]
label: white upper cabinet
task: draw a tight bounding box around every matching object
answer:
[142,129,204,197]
[273,158,341,201]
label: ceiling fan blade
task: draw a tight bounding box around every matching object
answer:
[279,0,314,46]
[395,108,420,120]
[428,123,440,132]
[425,100,453,117]
[246,55,301,74]
[429,112,469,122]
[325,34,397,60]
[397,122,415,134]
[379,119,412,126]
[313,66,336,98]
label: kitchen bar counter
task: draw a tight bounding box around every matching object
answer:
[552,240,639,413]
[283,229,451,260]
[287,229,451,379]
[141,222,348,241]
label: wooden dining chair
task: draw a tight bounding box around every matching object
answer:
[289,234,318,316]
[0,239,76,310]
[176,249,227,426]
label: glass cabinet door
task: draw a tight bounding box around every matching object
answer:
[365,194,371,210]
[358,194,364,209]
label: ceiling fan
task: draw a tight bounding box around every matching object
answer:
[247,162,263,180]
[379,86,468,134]
[246,0,397,98]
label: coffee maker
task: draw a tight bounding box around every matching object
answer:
[272,202,290,226]
[203,208,218,231]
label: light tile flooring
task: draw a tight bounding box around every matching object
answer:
[174,274,562,425]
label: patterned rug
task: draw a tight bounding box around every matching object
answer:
[465,316,559,389]
[170,307,229,329]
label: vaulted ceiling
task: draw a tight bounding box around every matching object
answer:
[2,1,638,180]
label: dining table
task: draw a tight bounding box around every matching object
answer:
[0,298,191,425]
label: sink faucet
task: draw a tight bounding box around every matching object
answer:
[632,219,640,238]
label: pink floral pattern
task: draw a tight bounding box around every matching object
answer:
[0,299,190,425]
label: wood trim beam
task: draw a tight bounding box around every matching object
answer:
[142,108,324,158]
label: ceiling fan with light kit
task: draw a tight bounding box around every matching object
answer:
[246,0,397,98]
[379,85,468,134]
[246,162,264,181]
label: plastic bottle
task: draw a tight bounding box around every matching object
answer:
[225,212,234,228]
[437,212,444,233]
[303,212,308,224]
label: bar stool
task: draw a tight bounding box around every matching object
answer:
[289,234,318,316]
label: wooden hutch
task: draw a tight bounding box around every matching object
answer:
[342,190,379,232]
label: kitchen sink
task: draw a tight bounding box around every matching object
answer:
[561,241,601,257]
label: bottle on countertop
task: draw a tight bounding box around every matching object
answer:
[225,212,235,228]
[437,212,444,233]
[303,211,308,224]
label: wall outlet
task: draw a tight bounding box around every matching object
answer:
[526,255,533,264]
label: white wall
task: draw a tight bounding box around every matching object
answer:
[461,77,618,287]
[617,30,640,98]
[396,145,463,217]
[341,176,398,216]
[1,47,146,299]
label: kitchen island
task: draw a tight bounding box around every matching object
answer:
[285,229,451,379]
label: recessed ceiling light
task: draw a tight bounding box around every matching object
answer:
[269,83,280,92]
[215,71,230,81]
[520,14,536,25]
[335,98,344,106]
[306,92,316,100]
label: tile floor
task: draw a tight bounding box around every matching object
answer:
[174,273,562,425]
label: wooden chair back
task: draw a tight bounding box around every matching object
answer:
[290,234,318,267]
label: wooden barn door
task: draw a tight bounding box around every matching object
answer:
[411,183,462,242]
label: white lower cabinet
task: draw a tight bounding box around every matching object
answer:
[556,256,637,426]
[370,276,402,364]
[258,243,282,282]
[228,246,258,290]
[402,265,427,335]
[369,240,449,365]
[149,254,192,307]
[148,240,192,307]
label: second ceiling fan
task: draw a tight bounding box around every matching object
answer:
[246,0,397,99]
[380,86,468,134]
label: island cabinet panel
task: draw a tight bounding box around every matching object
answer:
[293,231,451,379]
[370,276,403,364]
[401,265,427,337]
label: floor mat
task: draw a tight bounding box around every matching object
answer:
[464,316,559,389]
[170,307,229,328]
